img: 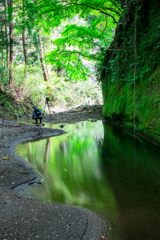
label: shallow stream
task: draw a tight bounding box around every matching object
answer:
[16,121,160,240]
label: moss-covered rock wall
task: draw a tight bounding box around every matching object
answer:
[101,0,160,143]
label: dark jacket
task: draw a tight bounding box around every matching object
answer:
[33,108,42,117]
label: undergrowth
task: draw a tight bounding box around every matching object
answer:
[0,65,103,119]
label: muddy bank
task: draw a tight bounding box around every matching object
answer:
[0,105,106,240]
[43,105,103,124]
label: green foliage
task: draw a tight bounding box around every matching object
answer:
[102,0,160,143]
[101,1,160,85]
[46,49,90,81]
[0,0,120,117]
[24,0,121,80]
[0,90,24,119]
[23,66,102,108]
[0,67,8,85]
[44,6,120,79]
[0,0,122,84]
[14,65,26,88]
[46,16,115,79]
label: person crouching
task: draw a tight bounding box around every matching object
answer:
[32,106,43,124]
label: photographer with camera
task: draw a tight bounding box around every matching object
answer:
[32,106,43,124]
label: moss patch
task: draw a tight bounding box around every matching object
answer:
[101,0,160,144]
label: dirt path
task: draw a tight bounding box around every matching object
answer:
[0,105,107,240]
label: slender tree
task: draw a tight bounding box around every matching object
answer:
[4,0,9,74]
[22,0,28,67]
[42,40,49,81]
[0,0,9,83]
[22,28,28,78]
[8,0,14,84]
[37,31,48,82]
[22,0,28,81]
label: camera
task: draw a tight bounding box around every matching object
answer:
[46,97,50,104]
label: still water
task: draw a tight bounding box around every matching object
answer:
[16,121,160,240]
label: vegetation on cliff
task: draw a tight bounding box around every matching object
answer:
[101,0,160,143]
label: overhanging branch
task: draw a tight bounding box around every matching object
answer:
[37,2,118,23]
[51,49,102,61]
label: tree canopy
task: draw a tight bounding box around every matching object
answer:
[34,0,122,80]
[0,0,122,83]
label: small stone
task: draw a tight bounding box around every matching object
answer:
[59,125,65,128]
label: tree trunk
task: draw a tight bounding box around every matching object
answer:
[42,41,49,81]
[0,24,4,81]
[8,0,14,84]
[4,0,9,73]
[22,0,28,81]
[22,29,28,67]
[22,28,28,80]
[37,32,48,82]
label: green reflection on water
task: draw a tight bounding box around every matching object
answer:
[16,121,117,215]
[16,121,160,240]
[102,124,160,240]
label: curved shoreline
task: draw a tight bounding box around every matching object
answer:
[0,116,107,239]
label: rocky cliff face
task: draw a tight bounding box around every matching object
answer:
[101,0,160,143]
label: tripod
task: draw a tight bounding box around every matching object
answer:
[43,97,53,120]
